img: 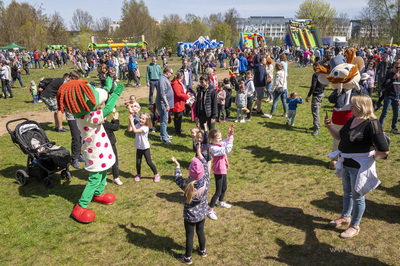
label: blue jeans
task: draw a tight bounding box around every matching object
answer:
[219,58,224,68]
[287,110,296,125]
[265,81,273,100]
[270,89,288,115]
[342,166,365,226]
[159,108,169,141]
[149,80,158,105]
[34,59,41,69]
[379,97,399,130]
[119,65,126,80]
[193,67,198,81]
[33,95,39,103]
[12,73,24,87]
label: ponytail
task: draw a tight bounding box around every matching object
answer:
[184,180,196,204]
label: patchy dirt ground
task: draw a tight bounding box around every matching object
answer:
[0,85,149,137]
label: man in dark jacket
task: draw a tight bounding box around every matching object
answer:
[376,53,390,98]
[253,56,267,115]
[195,74,217,130]
[40,73,70,132]
[379,60,400,134]
[306,62,327,136]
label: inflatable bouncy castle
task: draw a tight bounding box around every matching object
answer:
[238,25,266,50]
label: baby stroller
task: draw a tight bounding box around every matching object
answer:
[6,118,71,188]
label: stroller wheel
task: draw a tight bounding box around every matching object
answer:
[61,170,71,181]
[44,176,54,189]
[15,170,28,186]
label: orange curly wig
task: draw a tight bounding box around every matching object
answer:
[57,80,97,114]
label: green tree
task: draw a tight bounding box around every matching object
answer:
[211,22,232,46]
[185,14,210,41]
[295,0,337,36]
[160,14,183,52]
[367,0,400,43]
[118,0,160,49]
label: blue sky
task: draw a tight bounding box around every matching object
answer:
[3,0,367,28]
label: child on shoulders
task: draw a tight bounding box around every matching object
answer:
[126,94,141,131]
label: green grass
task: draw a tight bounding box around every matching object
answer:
[0,58,399,265]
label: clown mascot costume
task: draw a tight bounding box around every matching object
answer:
[57,77,124,223]
[316,49,368,169]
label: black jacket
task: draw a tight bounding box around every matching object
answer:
[195,84,217,119]
[103,119,119,145]
[383,70,400,99]
[308,73,327,97]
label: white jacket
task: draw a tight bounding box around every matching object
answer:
[329,150,379,196]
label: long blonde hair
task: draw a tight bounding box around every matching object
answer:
[185,180,196,204]
[140,112,153,128]
[351,94,376,119]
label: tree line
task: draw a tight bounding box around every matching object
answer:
[0,0,392,52]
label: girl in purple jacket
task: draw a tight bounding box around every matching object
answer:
[207,124,235,220]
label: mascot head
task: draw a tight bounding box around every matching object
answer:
[57,80,110,118]
[316,49,365,95]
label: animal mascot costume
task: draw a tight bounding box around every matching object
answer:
[57,77,124,223]
[316,49,367,169]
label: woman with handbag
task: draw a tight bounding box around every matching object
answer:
[264,62,288,118]
[324,94,389,238]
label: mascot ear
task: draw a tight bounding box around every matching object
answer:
[353,57,365,71]
[318,74,330,85]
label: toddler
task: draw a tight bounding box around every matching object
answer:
[235,81,247,123]
[126,95,141,131]
[129,112,160,182]
[223,78,232,121]
[29,80,39,103]
[207,124,235,220]
[194,123,212,174]
[217,82,226,123]
[286,92,303,127]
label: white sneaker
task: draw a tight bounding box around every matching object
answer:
[264,113,272,118]
[235,120,238,123]
[208,210,218,220]
[217,201,232,208]
[240,119,245,123]
[112,178,123,185]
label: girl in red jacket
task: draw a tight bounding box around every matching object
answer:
[171,72,189,137]
[207,124,235,220]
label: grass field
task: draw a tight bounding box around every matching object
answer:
[0,57,399,265]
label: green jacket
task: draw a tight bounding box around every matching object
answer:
[146,63,162,83]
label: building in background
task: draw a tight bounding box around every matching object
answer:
[237,16,290,40]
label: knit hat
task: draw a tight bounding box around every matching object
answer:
[189,158,204,180]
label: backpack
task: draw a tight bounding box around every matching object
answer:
[39,78,54,90]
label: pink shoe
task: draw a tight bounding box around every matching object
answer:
[154,174,160,182]
[135,174,141,182]
[220,120,225,124]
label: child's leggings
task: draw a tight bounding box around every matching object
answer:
[136,148,157,175]
[210,174,227,208]
[184,219,206,257]
[236,108,244,121]
[287,110,297,126]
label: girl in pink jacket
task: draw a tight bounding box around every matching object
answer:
[207,124,235,220]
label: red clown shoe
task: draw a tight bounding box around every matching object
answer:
[92,193,116,205]
[72,204,96,223]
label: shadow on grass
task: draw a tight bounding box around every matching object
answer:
[261,120,311,133]
[156,191,184,203]
[119,223,182,257]
[234,200,386,265]
[311,191,400,224]
[244,145,327,166]
[376,181,400,199]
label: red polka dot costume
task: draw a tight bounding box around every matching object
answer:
[77,110,116,172]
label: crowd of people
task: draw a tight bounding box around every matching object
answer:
[2,42,396,264]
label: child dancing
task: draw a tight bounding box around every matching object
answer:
[207,124,235,220]
[128,112,160,182]
[172,144,210,265]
